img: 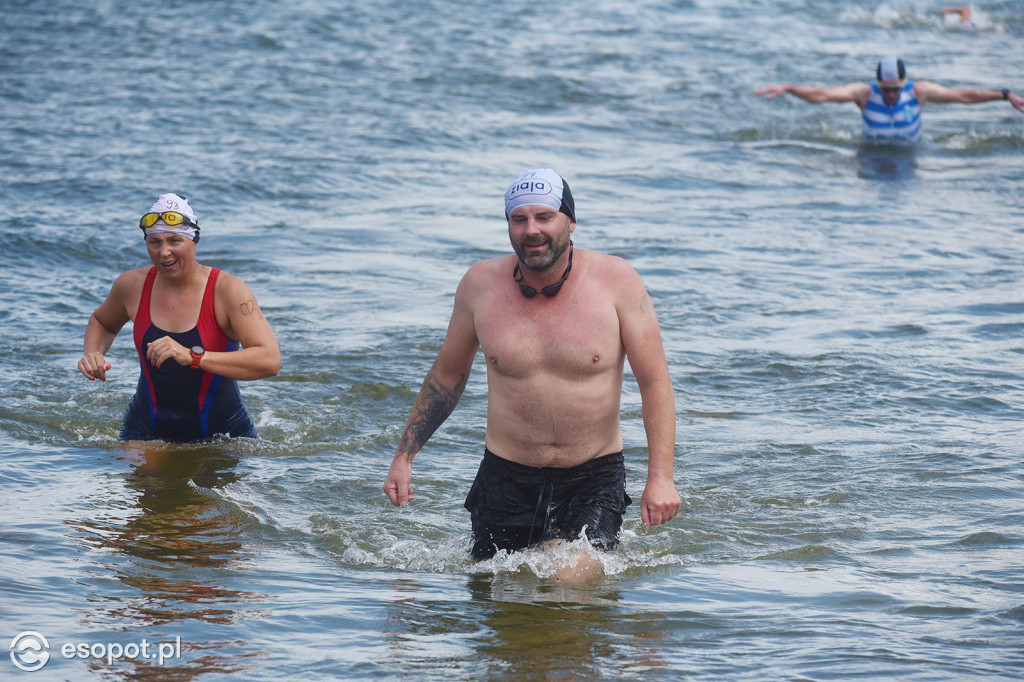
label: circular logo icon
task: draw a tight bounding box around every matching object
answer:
[10,632,50,672]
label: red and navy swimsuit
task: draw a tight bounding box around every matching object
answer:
[120,267,258,442]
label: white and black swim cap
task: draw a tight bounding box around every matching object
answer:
[140,193,200,241]
[876,56,906,82]
[504,168,576,222]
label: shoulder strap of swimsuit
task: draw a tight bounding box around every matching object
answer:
[133,266,158,355]
[197,268,232,351]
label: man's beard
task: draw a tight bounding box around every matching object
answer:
[513,230,571,272]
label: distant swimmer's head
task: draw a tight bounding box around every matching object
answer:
[876,56,906,85]
[876,56,907,105]
[139,193,200,243]
[504,168,576,223]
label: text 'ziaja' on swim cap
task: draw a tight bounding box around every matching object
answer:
[504,169,576,222]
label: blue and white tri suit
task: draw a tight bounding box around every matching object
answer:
[861,81,922,143]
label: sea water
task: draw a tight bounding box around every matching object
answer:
[1,0,1022,678]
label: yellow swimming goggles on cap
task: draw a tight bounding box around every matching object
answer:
[139,211,199,229]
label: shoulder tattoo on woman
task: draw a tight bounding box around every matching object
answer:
[240,299,264,319]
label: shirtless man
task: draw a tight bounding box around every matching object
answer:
[755,56,1024,143]
[384,169,680,571]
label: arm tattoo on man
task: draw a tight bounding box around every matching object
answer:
[640,290,654,320]
[397,366,469,455]
[240,299,264,319]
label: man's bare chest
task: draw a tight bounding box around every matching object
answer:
[475,298,623,379]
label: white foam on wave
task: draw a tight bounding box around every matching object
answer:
[330,524,687,581]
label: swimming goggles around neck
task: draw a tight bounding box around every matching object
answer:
[514,243,573,298]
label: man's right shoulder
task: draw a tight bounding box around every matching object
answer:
[462,255,511,283]
[454,255,512,308]
[846,81,872,106]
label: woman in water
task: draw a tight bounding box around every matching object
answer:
[78,193,281,442]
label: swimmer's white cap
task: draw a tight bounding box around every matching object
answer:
[877,56,906,82]
[142,193,199,241]
[149,193,197,222]
[504,168,576,222]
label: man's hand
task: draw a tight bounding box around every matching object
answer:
[384,456,414,506]
[754,84,789,99]
[640,476,681,529]
[1009,91,1024,114]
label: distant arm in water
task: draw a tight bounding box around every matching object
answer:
[913,80,1024,113]
[755,82,871,110]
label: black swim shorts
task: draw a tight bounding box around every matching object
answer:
[464,448,633,560]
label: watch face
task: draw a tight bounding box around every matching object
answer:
[191,345,204,355]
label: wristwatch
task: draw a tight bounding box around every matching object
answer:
[190,345,205,369]
[1002,88,1010,101]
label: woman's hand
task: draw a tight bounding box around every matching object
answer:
[78,352,112,381]
[146,336,192,368]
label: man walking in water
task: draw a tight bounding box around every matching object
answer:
[755,56,1024,142]
[384,169,680,580]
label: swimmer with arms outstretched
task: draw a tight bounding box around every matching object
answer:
[756,56,1024,142]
